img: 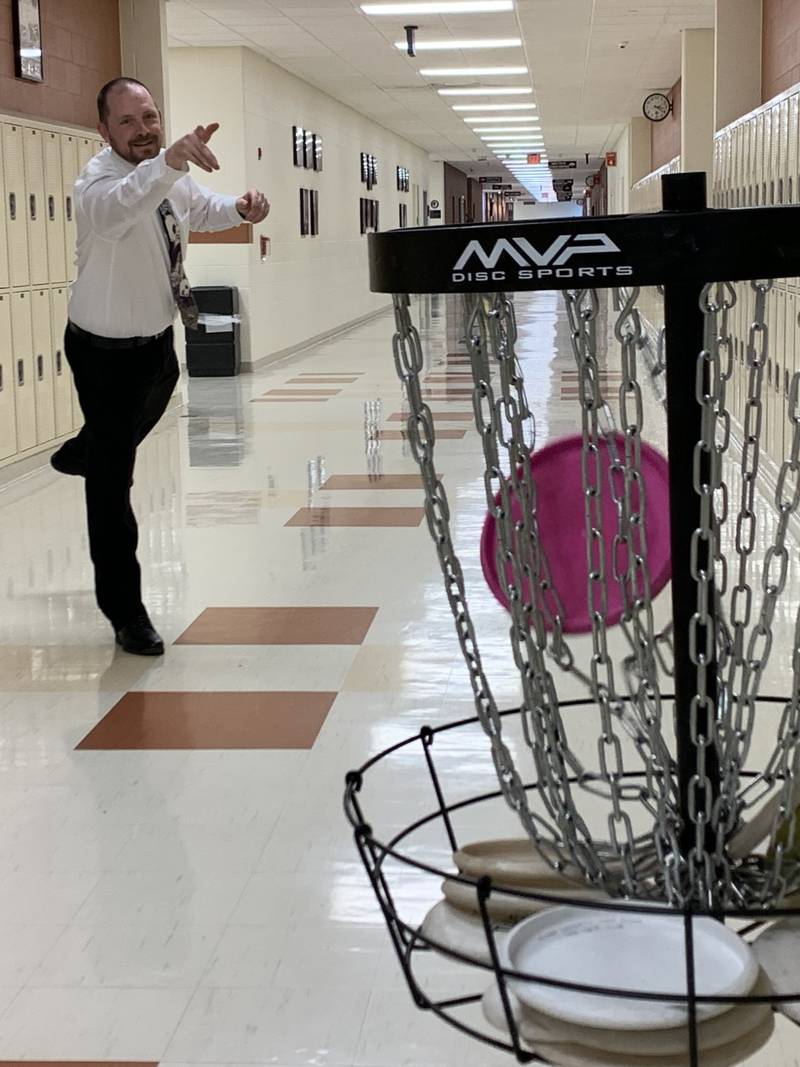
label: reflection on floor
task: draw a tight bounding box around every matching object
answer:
[0,291,797,1065]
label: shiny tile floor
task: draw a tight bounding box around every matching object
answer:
[0,291,799,1065]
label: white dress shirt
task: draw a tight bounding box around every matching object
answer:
[68,147,242,339]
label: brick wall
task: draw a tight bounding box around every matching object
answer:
[0,0,120,129]
[651,78,682,170]
[762,0,800,102]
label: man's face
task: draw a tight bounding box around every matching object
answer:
[99,84,164,165]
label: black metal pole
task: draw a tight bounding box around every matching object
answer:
[661,172,720,868]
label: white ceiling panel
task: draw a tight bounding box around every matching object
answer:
[166,0,715,192]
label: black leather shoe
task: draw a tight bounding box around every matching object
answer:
[115,613,165,656]
[50,447,86,477]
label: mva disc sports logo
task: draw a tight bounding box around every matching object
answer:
[451,233,634,284]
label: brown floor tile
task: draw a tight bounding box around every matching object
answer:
[177,606,377,645]
[286,377,359,384]
[76,691,336,750]
[424,374,473,380]
[321,474,423,489]
[376,428,467,440]
[252,397,330,403]
[421,389,473,397]
[264,389,341,396]
[388,411,472,421]
[286,507,424,527]
[415,397,474,405]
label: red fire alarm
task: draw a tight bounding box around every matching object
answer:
[605,151,617,167]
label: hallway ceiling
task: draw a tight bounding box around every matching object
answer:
[166,0,715,197]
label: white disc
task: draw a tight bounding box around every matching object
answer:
[481,985,774,1067]
[752,916,800,1024]
[481,969,772,1056]
[420,899,511,965]
[442,878,606,922]
[502,905,759,1029]
[454,839,586,886]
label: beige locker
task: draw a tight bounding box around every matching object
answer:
[2,123,30,287]
[10,290,36,452]
[0,143,7,289]
[790,94,800,205]
[77,136,95,170]
[50,287,71,438]
[60,134,79,283]
[31,288,55,444]
[0,294,17,460]
[43,131,66,283]
[790,292,800,457]
[22,127,48,286]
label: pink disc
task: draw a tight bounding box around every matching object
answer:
[480,433,671,634]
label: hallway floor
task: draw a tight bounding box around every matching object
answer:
[0,291,799,1066]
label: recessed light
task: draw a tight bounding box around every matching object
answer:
[453,102,536,110]
[420,65,528,76]
[466,116,540,124]
[394,37,521,50]
[438,87,533,95]
[362,0,513,12]
[472,126,540,133]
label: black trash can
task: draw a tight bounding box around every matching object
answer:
[185,286,241,377]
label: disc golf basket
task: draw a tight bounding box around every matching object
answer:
[343,173,800,1065]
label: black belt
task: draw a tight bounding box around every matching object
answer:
[67,322,170,349]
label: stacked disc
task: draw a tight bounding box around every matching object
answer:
[420,838,606,964]
[482,903,771,1067]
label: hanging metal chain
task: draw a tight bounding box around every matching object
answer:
[390,293,573,870]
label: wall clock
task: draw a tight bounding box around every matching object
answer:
[643,92,672,122]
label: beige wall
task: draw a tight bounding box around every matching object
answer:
[168,45,432,367]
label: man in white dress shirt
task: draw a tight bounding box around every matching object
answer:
[50,78,269,655]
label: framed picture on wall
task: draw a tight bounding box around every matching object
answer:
[313,135,323,172]
[359,197,367,235]
[369,155,377,188]
[399,203,407,228]
[13,0,44,82]
[310,189,319,236]
[304,130,314,169]
[293,126,305,167]
[300,188,310,235]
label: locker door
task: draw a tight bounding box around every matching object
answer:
[31,288,55,444]
[50,287,71,437]
[10,291,37,452]
[60,135,79,283]
[790,292,799,454]
[2,123,30,287]
[77,136,95,170]
[23,127,48,286]
[0,294,17,460]
[0,136,7,289]
[43,131,66,283]
[789,94,800,206]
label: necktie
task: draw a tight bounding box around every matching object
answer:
[157,199,199,329]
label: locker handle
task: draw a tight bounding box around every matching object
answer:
[65,195,73,222]
[8,192,15,221]
[37,355,44,381]
[56,350,62,375]
[17,359,24,387]
[48,195,55,221]
[29,193,37,221]
[787,369,792,397]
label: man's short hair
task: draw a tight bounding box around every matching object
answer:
[97,77,154,123]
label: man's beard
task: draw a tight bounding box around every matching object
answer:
[112,133,162,164]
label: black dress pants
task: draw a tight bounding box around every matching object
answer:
[64,325,179,630]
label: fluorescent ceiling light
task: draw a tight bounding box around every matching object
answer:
[466,116,539,123]
[420,65,527,76]
[454,102,536,110]
[394,37,521,50]
[438,87,532,95]
[472,126,540,133]
[362,0,513,12]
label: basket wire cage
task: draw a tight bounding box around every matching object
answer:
[343,172,800,1066]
